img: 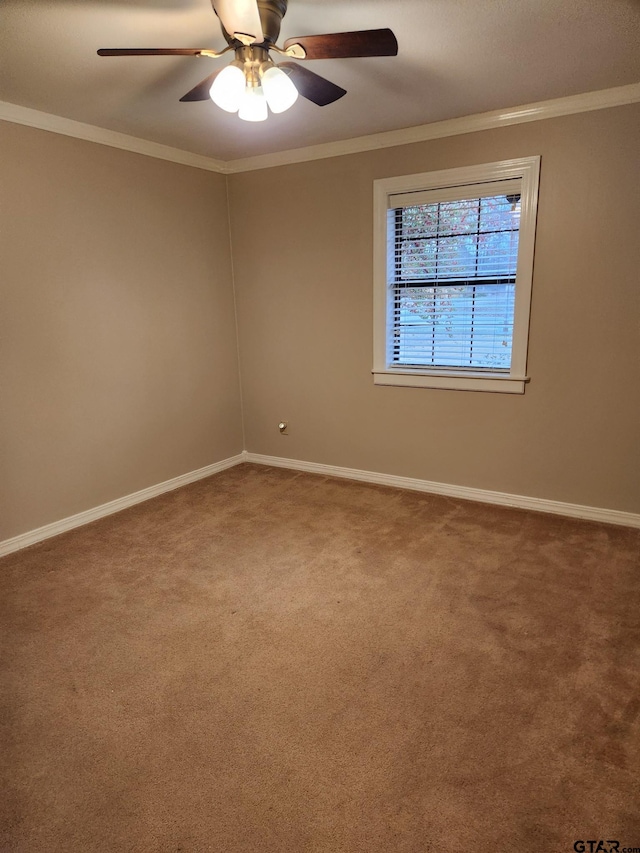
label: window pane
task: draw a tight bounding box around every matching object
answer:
[477,230,519,277]
[433,234,478,278]
[400,205,439,239]
[479,195,519,232]
[399,239,437,279]
[437,199,479,235]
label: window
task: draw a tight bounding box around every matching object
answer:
[373,157,540,393]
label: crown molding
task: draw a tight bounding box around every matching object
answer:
[0,100,226,173]
[224,81,640,173]
[2,82,639,175]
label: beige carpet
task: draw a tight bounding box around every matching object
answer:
[1,463,639,852]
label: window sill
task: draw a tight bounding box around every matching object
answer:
[372,369,528,394]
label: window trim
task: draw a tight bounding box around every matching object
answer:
[373,157,540,393]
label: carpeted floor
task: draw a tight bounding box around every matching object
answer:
[1,463,639,852]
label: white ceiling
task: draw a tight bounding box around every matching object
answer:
[1,0,639,162]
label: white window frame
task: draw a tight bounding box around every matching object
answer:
[373,156,540,393]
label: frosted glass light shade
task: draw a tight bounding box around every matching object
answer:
[238,86,268,122]
[261,66,298,114]
[209,64,245,113]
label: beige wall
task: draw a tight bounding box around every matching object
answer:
[0,123,243,540]
[2,104,638,542]
[229,104,640,513]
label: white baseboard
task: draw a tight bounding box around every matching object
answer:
[245,452,640,529]
[0,453,246,557]
[3,449,637,557]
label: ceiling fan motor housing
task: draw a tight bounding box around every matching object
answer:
[220,0,288,46]
[258,0,288,44]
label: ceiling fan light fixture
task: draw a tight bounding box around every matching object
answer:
[260,65,298,114]
[238,85,268,121]
[209,62,245,112]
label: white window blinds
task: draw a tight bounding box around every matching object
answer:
[387,179,522,371]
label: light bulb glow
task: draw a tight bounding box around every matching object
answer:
[238,85,268,122]
[209,64,245,113]
[261,66,299,114]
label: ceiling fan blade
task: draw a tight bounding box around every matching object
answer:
[211,0,263,43]
[180,70,221,102]
[278,62,346,107]
[283,28,398,60]
[98,48,207,57]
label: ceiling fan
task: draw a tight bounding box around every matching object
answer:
[98,0,398,121]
